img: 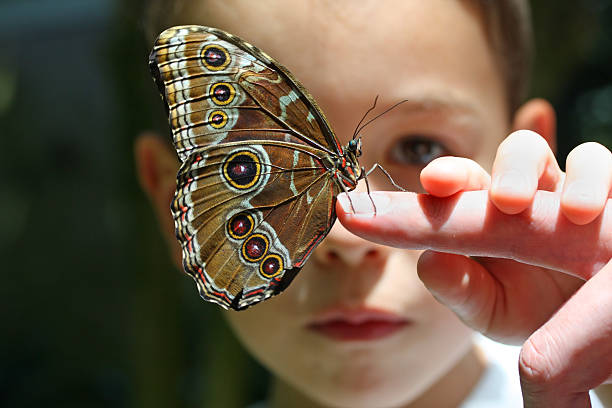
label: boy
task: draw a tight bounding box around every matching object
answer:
[136,0,612,406]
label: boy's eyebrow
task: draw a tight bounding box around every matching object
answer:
[379,92,484,149]
[389,92,481,116]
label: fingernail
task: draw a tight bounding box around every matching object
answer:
[337,192,390,217]
[563,181,599,206]
[492,170,530,196]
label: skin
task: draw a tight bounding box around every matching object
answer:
[136,0,612,406]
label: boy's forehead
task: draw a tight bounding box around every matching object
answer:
[181,0,506,131]
[190,0,483,47]
[191,1,494,77]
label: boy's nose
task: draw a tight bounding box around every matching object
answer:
[313,221,389,268]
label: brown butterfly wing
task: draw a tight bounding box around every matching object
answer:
[150,25,344,310]
[174,141,338,309]
[150,25,342,160]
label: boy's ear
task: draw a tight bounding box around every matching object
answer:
[134,132,181,262]
[512,98,557,153]
[134,132,177,200]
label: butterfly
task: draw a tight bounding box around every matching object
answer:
[150,25,378,310]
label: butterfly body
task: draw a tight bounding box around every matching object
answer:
[150,25,363,310]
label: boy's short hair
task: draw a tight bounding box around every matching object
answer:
[143,0,532,115]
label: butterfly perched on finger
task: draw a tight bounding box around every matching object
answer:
[149,25,396,310]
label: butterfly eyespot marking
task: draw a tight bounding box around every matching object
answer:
[222,150,262,190]
[260,254,283,278]
[242,233,269,262]
[227,212,255,240]
[201,44,231,71]
[208,110,229,129]
[210,82,236,105]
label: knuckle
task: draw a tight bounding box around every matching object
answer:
[498,130,549,157]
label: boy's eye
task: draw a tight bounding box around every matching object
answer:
[388,136,449,166]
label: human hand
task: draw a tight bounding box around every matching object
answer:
[337,130,611,407]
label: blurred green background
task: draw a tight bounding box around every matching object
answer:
[0,1,610,407]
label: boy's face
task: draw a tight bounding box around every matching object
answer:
[155,0,510,406]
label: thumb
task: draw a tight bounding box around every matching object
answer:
[518,258,612,408]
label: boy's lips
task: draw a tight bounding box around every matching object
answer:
[306,307,411,341]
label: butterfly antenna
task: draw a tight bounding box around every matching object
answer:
[352,95,380,140]
[354,99,410,139]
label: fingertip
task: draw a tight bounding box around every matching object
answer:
[489,175,536,214]
[561,141,612,225]
[336,191,392,219]
[335,192,398,245]
[420,157,491,197]
[335,193,360,230]
[490,130,557,214]
[489,198,533,215]
[336,192,352,216]
[560,191,606,225]
[420,158,465,197]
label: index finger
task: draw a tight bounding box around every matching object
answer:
[336,190,611,279]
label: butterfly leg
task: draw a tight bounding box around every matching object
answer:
[365,163,407,192]
[362,166,378,215]
[337,177,357,214]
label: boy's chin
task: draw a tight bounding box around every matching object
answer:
[299,374,431,408]
[279,326,476,408]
